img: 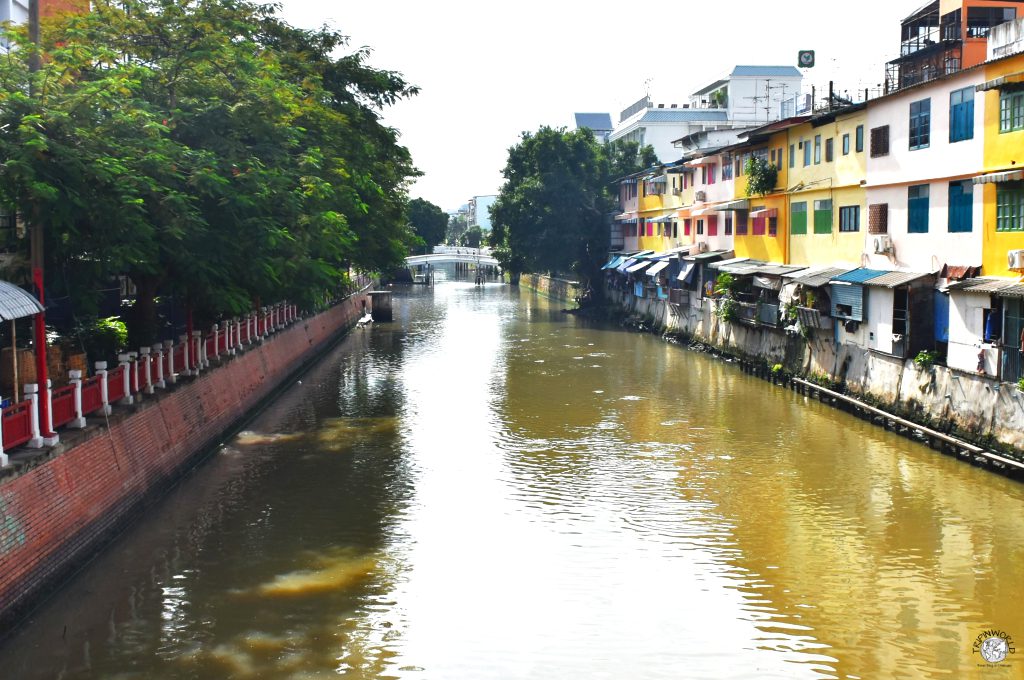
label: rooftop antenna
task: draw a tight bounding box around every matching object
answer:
[745,79,773,123]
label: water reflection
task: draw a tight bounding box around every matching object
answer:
[0,282,1021,679]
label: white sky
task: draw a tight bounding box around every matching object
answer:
[272,1,913,212]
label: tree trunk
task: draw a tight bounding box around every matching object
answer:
[127,273,161,349]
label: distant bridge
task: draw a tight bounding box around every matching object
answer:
[405,246,500,268]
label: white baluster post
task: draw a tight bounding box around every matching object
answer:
[25,383,43,448]
[69,370,86,428]
[141,347,154,395]
[96,361,111,415]
[118,354,134,405]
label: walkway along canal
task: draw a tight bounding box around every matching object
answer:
[0,281,1021,679]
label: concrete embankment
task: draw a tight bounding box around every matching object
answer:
[0,292,368,629]
[607,287,1024,467]
[520,274,580,304]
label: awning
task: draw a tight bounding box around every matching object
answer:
[691,205,717,217]
[939,264,981,281]
[626,260,652,273]
[677,261,698,283]
[676,208,692,218]
[863,270,932,288]
[616,258,636,273]
[976,71,1024,92]
[646,260,670,277]
[646,175,667,184]
[602,255,627,270]
[784,266,855,288]
[0,281,44,321]
[615,212,638,221]
[714,199,750,212]
[647,214,676,223]
[973,170,1024,185]
[750,207,778,218]
[754,276,782,290]
[831,268,888,285]
[683,249,734,263]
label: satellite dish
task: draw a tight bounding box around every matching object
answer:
[798,50,816,68]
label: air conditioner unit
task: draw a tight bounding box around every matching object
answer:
[1008,249,1024,271]
[699,241,709,253]
[695,191,707,202]
[873,234,893,255]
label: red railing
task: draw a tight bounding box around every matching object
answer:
[2,400,33,450]
[205,335,215,359]
[81,376,104,416]
[218,331,228,354]
[162,350,172,379]
[107,366,126,404]
[51,384,78,429]
[173,344,186,373]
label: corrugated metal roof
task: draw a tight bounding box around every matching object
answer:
[831,268,888,284]
[731,65,802,78]
[0,281,44,321]
[785,266,855,288]
[640,109,730,123]
[864,271,933,288]
[999,283,1024,298]
[947,277,1024,297]
[753,264,808,277]
[574,113,613,130]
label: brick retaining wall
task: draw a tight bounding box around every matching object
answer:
[0,292,368,629]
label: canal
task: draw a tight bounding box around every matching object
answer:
[1,281,1022,679]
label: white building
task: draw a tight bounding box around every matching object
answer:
[0,0,28,24]
[609,96,729,164]
[467,195,497,232]
[573,113,613,143]
[690,66,804,126]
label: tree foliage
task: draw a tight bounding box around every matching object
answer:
[407,198,447,253]
[0,0,419,345]
[744,157,779,197]
[489,128,655,290]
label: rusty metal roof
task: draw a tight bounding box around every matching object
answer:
[0,281,44,321]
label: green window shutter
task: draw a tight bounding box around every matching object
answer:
[813,199,832,234]
[791,202,807,235]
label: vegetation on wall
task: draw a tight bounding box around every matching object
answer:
[744,157,779,197]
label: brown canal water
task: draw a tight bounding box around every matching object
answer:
[1,281,1023,680]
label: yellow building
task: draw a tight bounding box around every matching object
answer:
[731,125,792,263]
[636,166,679,252]
[977,50,1024,277]
[785,106,868,267]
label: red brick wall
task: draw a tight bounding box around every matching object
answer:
[0,293,368,626]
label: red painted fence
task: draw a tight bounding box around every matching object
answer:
[106,366,126,404]
[50,384,77,429]
[81,376,104,416]
[2,401,33,450]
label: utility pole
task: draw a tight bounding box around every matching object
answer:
[28,0,56,445]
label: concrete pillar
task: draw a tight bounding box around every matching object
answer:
[69,370,86,428]
[193,331,205,372]
[212,324,220,360]
[154,345,166,389]
[25,384,43,448]
[231,318,239,355]
[127,351,139,395]
[42,379,58,446]
[117,354,134,405]
[179,334,190,376]
[95,361,111,415]
[141,347,154,395]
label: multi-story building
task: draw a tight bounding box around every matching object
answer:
[573,113,613,143]
[467,195,497,233]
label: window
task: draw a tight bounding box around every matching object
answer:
[948,180,973,232]
[707,215,718,236]
[777,148,784,167]
[1000,91,1024,133]
[908,184,930,233]
[825,138,834,162]
[909,99,931,150]
[701,166,707,184]
[791,201,808,235]
[725,215,733,235]
[839,206,860,232]
[814,135,821,164]
[736,211,748,235]
[752,210,766,236]
[949,87,975,142]
[813,199,833,234]
[768,216,778,236]
[722,161,733,181]
[803,140,811,166]
[856,125,864,152]
[770,149,776,165]
[697,219,704,235]
[684,219,692,236]
[842,134,850,155]
[996,182,1024,231]
[789,144,795,168]
[870,125,889,157]
[708,164,717,184]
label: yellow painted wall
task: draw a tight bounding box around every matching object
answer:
[980,54,1024,276]
[980,183,1024,276]
[788,186,865,266]
[982,52,1024,173]
[734,194,788,263]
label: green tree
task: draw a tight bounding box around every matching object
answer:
[446,213,467,245]
[0,0,419,346]
[461,226,483,249]
[408,197,448,253]
[490,128,655,296]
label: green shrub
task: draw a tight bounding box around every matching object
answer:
[74,317,128,364]
[913,350,938,369]
[771,363,784,375]
[716,297,738,323]
[1018,378,1024,392]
